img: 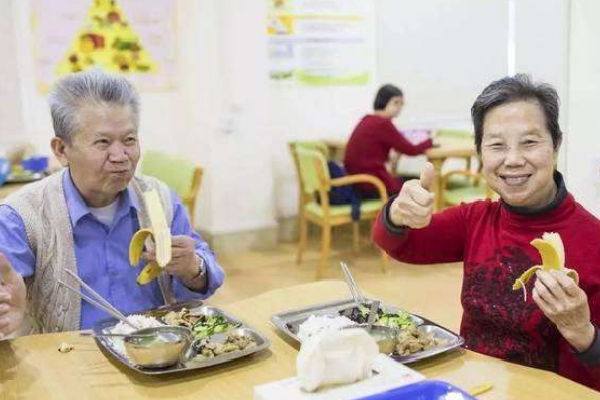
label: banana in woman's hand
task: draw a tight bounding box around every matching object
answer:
[513,232,578,300]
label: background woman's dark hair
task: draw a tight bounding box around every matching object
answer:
[373,84,403,110]
[471,74,562,153]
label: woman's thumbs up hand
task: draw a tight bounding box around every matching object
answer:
[388,162,435,229]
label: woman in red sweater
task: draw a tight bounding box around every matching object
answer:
[344,84,433,197]
[372,75,600,391]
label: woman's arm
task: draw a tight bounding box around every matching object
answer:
[372,196,467,264]
[380,120,433,156]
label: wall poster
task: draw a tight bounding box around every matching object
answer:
[267,0,374,85]
[31,0,178,93]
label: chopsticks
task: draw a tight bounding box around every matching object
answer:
[340,261,367,306]
[58,270,139,330]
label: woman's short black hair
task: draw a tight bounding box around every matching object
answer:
[373,84,403,110]
[471,74,562,153]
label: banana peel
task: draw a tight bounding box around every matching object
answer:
[129,190,172,285]
[512,232,578,301]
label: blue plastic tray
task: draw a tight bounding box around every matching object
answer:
[357,380,478,400]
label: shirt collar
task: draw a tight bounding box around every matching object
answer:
[62,170,142,226]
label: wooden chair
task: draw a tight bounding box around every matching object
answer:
[289,142,389,278]
[140,151,203,226]
[440,170,496,208]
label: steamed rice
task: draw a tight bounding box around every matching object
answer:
[107,314,163,356]
[297,315,356,342]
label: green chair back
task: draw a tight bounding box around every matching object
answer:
[294,146,330,195]
[140,150,196,199]
[290,141,329,158]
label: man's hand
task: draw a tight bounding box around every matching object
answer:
[0,253,26,340]
[532,269,596,352]
[388,162,435,229]
[142,236,199,281]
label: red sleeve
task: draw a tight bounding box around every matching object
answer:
[379,120,433,156]
[560,341,600,391]
[371,203,467,264]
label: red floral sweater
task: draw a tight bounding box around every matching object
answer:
[372,180,600,391]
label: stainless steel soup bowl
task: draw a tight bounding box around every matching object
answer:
[346,324,399,355]
[123,325,192,368]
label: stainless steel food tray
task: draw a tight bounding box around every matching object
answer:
[270,298,463,364]
[93,301,271,375]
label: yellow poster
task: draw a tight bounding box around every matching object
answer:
[32,0,178,93]
[57,0,158,75]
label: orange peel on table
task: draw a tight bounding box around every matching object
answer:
[512,232,579,301]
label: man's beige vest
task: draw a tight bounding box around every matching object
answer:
[3,169,176,334]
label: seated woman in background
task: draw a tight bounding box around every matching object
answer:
[372,74,600,391]
[344,84,433,198]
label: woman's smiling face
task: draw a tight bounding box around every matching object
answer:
[481,100,559,210]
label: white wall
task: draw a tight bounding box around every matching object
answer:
[566,0,600,216]
[0,0,25,151]
[4,0,594,234]
[514,0,570,171]
[376,0,508,128]
[6,0,276,235]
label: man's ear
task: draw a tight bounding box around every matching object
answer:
[50,137,70,167]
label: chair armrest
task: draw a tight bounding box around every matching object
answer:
[440,170,483,188]
[330,174,388,202]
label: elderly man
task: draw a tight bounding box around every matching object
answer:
[0,70,224,337]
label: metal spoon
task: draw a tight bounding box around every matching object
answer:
[366,300,380,332]
[340,261,367,310]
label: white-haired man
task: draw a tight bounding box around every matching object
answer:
[0,70,224,336]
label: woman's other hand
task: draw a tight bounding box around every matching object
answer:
[532,269,595,352]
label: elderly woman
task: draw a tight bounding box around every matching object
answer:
[372,75,600,391]
[0,70,224,337]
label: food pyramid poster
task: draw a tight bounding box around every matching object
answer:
[32,0,178,92]
[57,0,158,75]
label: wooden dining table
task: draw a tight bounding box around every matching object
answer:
[1,280,598,400]
[322,136,476,211]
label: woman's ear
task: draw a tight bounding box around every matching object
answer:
[50,137,70,167]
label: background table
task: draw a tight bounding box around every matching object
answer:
[322,138,476,210]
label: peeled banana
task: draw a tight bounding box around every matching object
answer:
[129,189,172,285]
[512,232,578,301]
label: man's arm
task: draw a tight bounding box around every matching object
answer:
[0,205,31,338]
[167,192,224,300]
[0,205,36,278]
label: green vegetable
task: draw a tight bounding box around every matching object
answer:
[376,311,414,329]
[191,315,240,340]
